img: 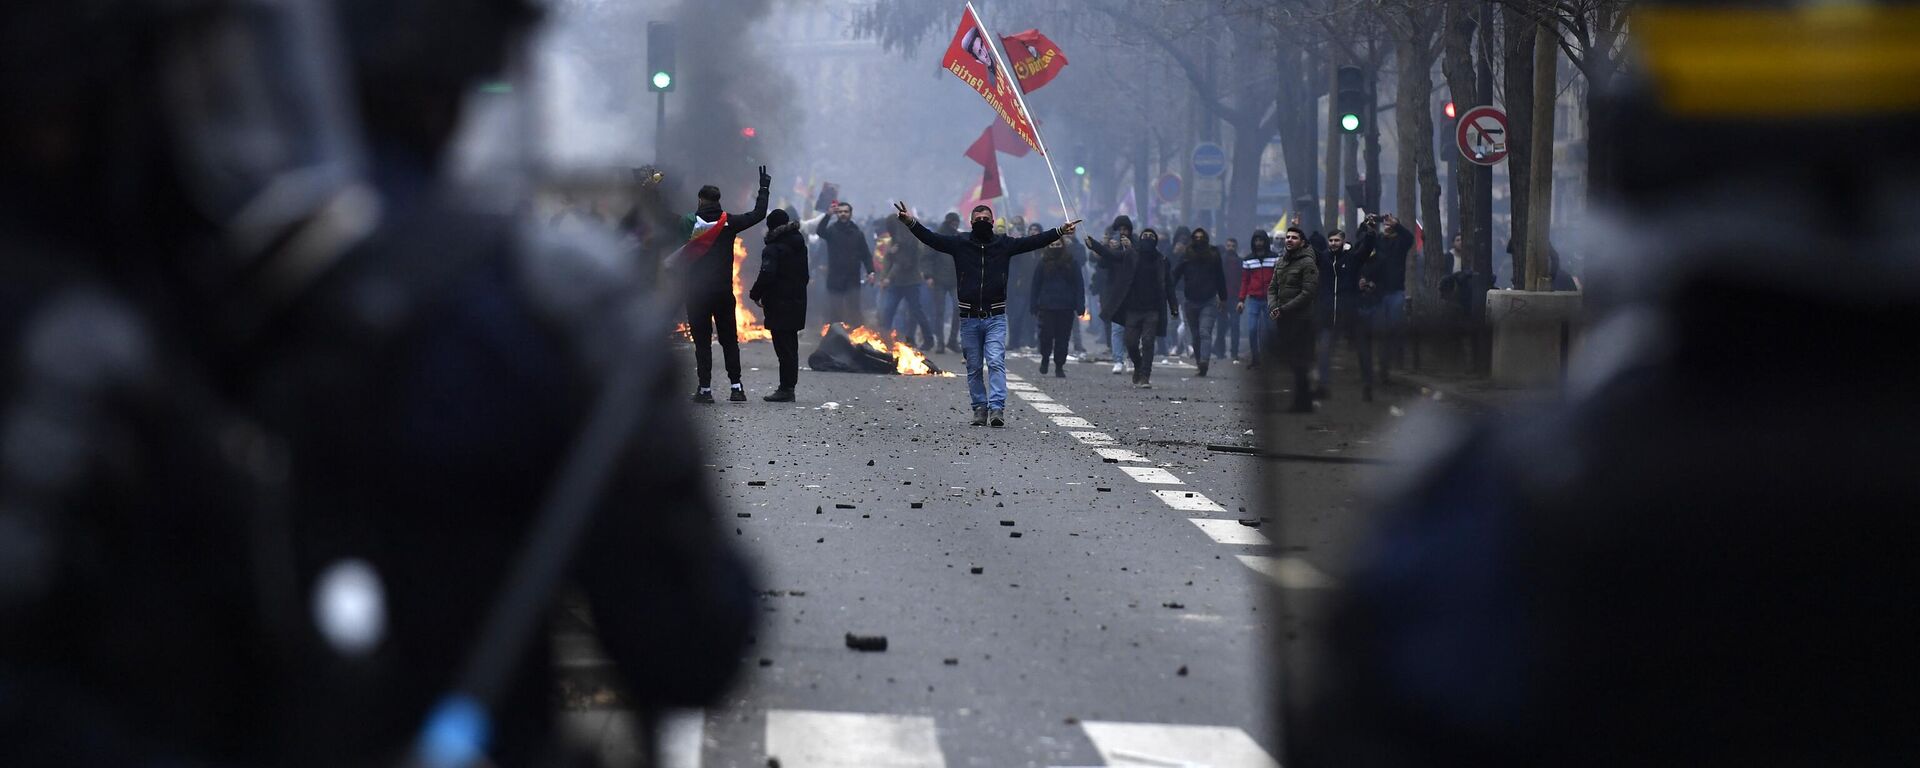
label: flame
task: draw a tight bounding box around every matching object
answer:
[829,323,954,376]
[674,322,693,341]
[731,238,772,342]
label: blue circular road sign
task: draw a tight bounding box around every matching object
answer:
[1191,143,1227,178]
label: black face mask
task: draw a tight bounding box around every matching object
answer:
[972,219,995,239]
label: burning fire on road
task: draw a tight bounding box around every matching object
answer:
[813,324,953,376]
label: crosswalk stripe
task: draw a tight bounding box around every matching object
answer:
[1069,431,1116,444]
[1236,554,1336,589]
[1013,390,1055,402]
[1079,721,1280,768]
[1030,402,1073,414]
[1119,466,1184,485]
[1152,489,1226,513]
[1006,382,1038,391]
[1188,518,1268,545]
[1050,415,1096,428]
[1093,447,1147,462]
[765,710,946,768]
[1005,374,1025,381]
[659,709,705,768]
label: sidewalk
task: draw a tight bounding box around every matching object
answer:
[1389,368,1560,413]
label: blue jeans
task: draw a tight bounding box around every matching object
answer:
[881,284,935,346]
[1213,300,1239,359]
[1368,290,1406,371]
[1242,297,1269,363]
[1182,301,1218,363]
[959,314,1008,410]
[1108,319,1126,361]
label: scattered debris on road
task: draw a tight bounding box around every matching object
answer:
[845,633,889,652]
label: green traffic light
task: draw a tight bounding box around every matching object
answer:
[652,71,673,90]
[1340,113,1361,132]
[1074,166,1086,176]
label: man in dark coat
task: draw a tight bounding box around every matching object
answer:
[878,216,936,347]
[1215,236,1243,362]
[1268,226,1320,412]
[1171,227,1230,376]
[1029,236,1086,377]
[930,212,963,352]
[816,202,874,327]
[676,170,771,402]
[751,209,809,401]
[898,202,1077,427]
[1007,222,1043,351]
[1315,229,1377,400]
[1356,212,1414,379]
[1089,227,1179,388]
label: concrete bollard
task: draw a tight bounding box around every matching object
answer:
[1486,290,1584,389]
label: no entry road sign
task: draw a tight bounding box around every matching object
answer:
[1456,105,1509,166]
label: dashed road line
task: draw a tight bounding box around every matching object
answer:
[1030,402,1073,414]
[1153,489,1227,513]
[1069,431,1115,444]
[1079,721,1280,768]
[765,710,945,768]
[1093,447,1147,462]
[1012,390,1054,402]
[1188,518,1269,546]
[1237,554,1336,589]
[1119,466,1183,485]
[1050,415,1096,428]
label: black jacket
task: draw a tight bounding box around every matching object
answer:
[907,221,1061,314]
[1171,245,1230,304]
[681,190,769,296]
[816,218,874,292]
[1029,248,1086,314]
[1358,224,1415,293]
[1089,237,1177,336]
[749,222,810,331]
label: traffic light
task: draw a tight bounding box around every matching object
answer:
[648,21,676,92]
[1073,165,1086,176]
[1443,100,1457,120]
[740,126,757,139]
[1336,65,1365,134]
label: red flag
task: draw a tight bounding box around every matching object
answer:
[1002,29,1068,93]
[964,128,997,168]
[941,4,1042,155]
[989,120,1032,158]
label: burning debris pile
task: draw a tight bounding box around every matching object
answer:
[809,324,952,376]
[731,239,771,342]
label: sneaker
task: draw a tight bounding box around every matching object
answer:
[691,389,714,404]
[1039,361,1049,375]
[1111,361,1125,375]
[1136,380,1152,389]
[970,407,988,427]
[1196,360,1209,377]
[988,409,1005,427]
[763,388,795,402]
[729,385,747,402]
[1054,367,1066,379]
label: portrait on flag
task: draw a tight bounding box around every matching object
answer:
[941,4,1041,155]
[1002,29,1068,93]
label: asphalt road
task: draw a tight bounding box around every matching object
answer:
[559,324,1463,768]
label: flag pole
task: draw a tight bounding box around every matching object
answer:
[968,1,1075,225]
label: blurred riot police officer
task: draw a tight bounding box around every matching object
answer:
[2,0,376,764]
[1295,3,1920,766]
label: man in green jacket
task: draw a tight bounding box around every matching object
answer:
[1268,226,1320,413]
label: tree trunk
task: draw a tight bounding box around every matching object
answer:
[1525,22,1557,291]
[1501,3,1534,290]
[1134,136,1152,229]
[1322,55,1344,235]
[1363,63,1384,218]
[1276,49,1322,235]
[1441,0,1490,372]
[1226,116,1272,242]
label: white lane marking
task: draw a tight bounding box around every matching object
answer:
[1069,431,1116,445]
[1188,518,1269,545]
[1080,721,1280,768]
[765,710,945,768]
[1006,382,1038,391]
[1237,555,1336,589]
[660,709,705,768]
[1005,373,1025,381]
[1050,416,1096,428]
[1120,466,1184,485]
[1153,490,1227,513]
[1094,448,1147,462]
[1030,402,1073,414]
[1013,390,1055,402]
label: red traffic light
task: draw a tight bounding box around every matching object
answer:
[741,126,757,138]
[1443,101,1457,120]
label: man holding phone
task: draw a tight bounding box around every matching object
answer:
[897,202,1079,427]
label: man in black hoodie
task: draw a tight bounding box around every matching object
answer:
[750,209,809,401]
[1171,228,1230,376]
[897,202,1078,427]
[1090,227,1180,388]
[676,169,771,402]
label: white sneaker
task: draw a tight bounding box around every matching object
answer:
[1111,361,1125,374]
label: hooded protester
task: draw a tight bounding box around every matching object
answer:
[1095,215,1136,372]
[879,216,936,348]
[1268,226,1321,412]
[1216,236,1244,361]
[1237,230,1279,368]
[751,208,809,401]
[1356,213,1414,379]
[898,202,1078,427]
[1029,234,1086,377]
[815,201,874,327]
[1171,227,1230,376]
[678,172,772,402]
[1006,222,1043,351]
[1090,227,1179,388]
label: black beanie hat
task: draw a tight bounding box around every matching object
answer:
[1110,215,1134,234]
[698,185,721,202]
[767,208,790,229]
